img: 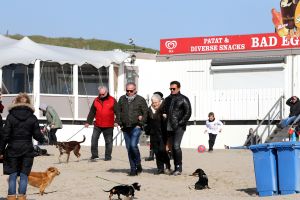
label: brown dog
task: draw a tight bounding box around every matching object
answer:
[56,135,86,163]
[28,167,60,195]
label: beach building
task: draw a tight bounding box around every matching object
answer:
[0,33,298,149]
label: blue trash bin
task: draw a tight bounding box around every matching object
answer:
[274,142,300,195]
[249,143,278,196]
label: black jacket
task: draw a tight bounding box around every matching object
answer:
[0,103,45,175]
[163,92,192,131]
[116,94,148,129]
[286,97,300,117]
[145,106,166,139]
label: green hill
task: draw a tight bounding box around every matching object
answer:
[8,34,158,54]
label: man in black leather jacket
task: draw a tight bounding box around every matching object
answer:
[162,81,191,176]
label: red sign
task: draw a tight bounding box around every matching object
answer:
[160,33,300,55]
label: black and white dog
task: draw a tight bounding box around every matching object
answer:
[104,182,141,200]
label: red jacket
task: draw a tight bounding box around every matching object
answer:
[87,96,117,127]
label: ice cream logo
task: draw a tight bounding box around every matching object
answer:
[165,40,177,53]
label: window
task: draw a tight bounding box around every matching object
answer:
[78,65,109,96]
[213,69,284,89]
[2,64,33,94]
[40,62,73,94]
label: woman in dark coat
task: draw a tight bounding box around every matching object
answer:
[145,94,171,175]
[0,93,45,200]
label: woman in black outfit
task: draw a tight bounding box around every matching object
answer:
[0,93,45,200]
[145,94,171,175]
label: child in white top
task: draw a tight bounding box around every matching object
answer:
[204,112,223,152]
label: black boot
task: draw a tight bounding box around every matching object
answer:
[145,150,154,161]
[136,164,143,174]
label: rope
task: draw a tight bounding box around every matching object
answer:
[66,126,85,141]
[96,176,124,185]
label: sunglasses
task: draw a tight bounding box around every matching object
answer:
[126,90,135,93]
[99,93,106,96]
[169,88,177,91]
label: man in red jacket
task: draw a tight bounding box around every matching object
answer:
[85,86,117,161]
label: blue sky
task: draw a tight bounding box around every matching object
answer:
[0,0,280,50]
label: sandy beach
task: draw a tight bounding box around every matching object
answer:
[1,145,300,200]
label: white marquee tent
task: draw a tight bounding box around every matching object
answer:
[0,35,129,68]
[0,35,130,118]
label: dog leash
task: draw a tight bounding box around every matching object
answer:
[66,126,85,141]
[96,175,124,185]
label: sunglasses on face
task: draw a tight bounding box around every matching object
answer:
[99,93,106,96]
[169,88,177,91]
[126,90,135,93]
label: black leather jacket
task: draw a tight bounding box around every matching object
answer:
[162,92,192,131]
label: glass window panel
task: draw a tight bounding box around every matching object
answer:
[2,64,33,94]
[40,62,73,94]
[78,65,109,96]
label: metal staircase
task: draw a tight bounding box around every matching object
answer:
[247,95,285,144]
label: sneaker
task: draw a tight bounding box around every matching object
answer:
[104,158,111,161]
[129,170,137,176]
[173,170,182,176]
[154,169,165,175]
[90,157,100,162]
[136,164,143,174]
[164,169,172,175]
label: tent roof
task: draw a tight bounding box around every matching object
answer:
[0,35,129,68]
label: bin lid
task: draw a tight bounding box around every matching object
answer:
[249,143,275,151]
[273,141,300,149]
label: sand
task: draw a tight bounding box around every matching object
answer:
[1,145,300,200]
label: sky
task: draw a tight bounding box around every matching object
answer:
[0,0,280,50]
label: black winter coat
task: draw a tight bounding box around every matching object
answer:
[0,103,45,175]
[145,107,166,142]
[163,92,192,131]
[286,97,300,117]
[116,95,148,129]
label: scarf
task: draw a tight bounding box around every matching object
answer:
[126,94,137,103]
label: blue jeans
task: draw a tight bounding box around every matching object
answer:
[280,116,297,128]
[8,172,28,195]
[123,127,142,171]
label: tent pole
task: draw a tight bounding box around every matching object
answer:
[109,64,114,96]
[0,68,2,93]
[73,65,79,120]
[33,60,41,117]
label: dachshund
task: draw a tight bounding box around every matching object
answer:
[104,182,141,200]
[191,168,210,190]
[28,167,60,195]
[56,135,85,163]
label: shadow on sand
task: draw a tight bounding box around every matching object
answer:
[236,188,257,196]
[107,167,156,175]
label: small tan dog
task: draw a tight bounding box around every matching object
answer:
[28,167,60,195]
